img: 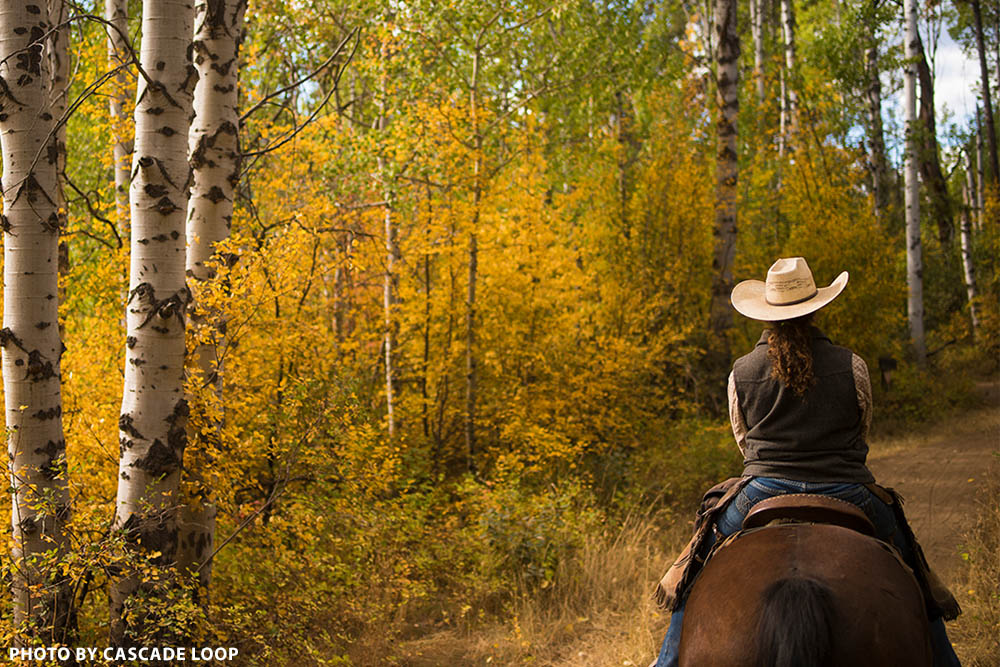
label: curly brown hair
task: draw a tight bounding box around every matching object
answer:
[766,314,816,396]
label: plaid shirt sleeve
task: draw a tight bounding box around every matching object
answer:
[852,353,873,442]
[728,371,748,456]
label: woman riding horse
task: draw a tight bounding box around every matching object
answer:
[653,257,961,667]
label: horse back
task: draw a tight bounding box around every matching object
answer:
[679,523,932,667]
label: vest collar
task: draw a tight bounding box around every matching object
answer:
[755,326,832,347]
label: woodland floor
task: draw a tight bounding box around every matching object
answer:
[389,380,1000,667]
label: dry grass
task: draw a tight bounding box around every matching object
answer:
[952,468,1000,666]
[393,510,689,667]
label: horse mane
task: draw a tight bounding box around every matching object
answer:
[753,577,835,667]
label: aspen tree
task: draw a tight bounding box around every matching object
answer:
[377,30,397,439]
[750,0,765,105]
[970,0,998,185]
[46,0,69,299]
[707,0,739,386]
[112,0,196,643]
[961,155,980,339]
[863,13,889,222]
[106,0,132,232]
[903,0,926,365]
[779,0,798,155]
[0,0,73,641]
[914,31,953,246]
[179,0,245,596]
[976,108,984,229]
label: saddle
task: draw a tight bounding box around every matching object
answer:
[741,493,876,536]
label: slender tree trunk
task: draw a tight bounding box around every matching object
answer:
[178,0,245,600]
[378,37,397,439]
[112,0,196,644]
[106,0,132,234]
[971,0,999,186]
[961,160,980,339]
[915,31,953,246]
[976,108,985,230]
[751,0,765,105]
[466,46,482,475]
[864,42,889,222]
[707,0,739,395]
[779,0,798,154]
[0,1,73,643]
[903,0,926,365]
[47,0,70,313]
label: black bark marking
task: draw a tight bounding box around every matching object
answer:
[119,414,145,440]
[0,215,12,234]
[158,126,176,137]
[146,106,165,115]
[126,336,137,349]
[129,283,190,330]
[36,440,67,480]
[165,399,189,454]
[25,5,42,14]
[151,233,169,242]
[206,186,226,203]
[35,321,50,330]
[42,212,60,233]
[129,357,146,366]
[0,328,26,351]
[144,183,168,198]
[132,438,179,477]
[26,350,56,381]
[155,197,178,216]
[12,174,56,208]
[32,406,61,420]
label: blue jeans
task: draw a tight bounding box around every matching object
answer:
[655,477,960,667]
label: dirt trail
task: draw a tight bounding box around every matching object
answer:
[867,381,1000,585]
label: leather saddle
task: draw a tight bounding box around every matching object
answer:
[741,493,876,537]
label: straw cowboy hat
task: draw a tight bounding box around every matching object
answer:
[731,257,848,321]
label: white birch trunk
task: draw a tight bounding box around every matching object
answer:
[750,0,765,105]
[46,0,69,304]
[780,0,798,153]
[976,109,985,230]
[0,1,73,640]
[178,0,245,597]
[106,0,132,233]
[466,47,482,474]
[961,159,980,339]
[903,0,926,365]
[865,43,889,222]
[707,0,739,387]
[112,0,196,644]
[377,38,396,439]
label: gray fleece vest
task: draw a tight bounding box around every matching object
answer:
[733,329,874,483]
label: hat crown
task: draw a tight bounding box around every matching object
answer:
[764,257,818,306]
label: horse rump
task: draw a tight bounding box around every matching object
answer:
[753,576,834,667]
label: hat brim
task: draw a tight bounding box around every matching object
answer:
[731,271,849,321]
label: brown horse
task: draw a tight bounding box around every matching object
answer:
[678,523,932,667]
